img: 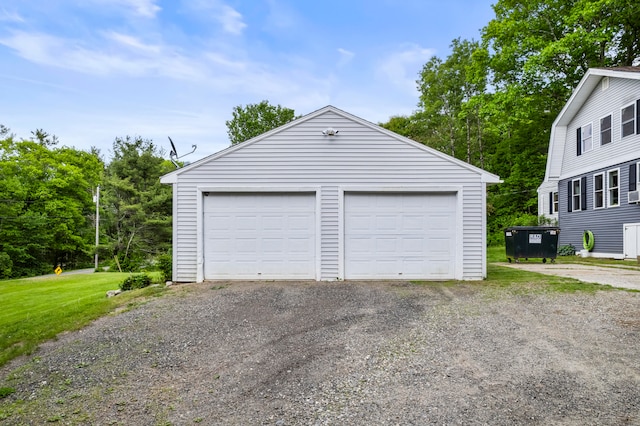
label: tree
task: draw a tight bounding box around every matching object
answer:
[101,136,173,270]
[0,131,103,277]
[226,100,298,144]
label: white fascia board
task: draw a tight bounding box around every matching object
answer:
[160,174,177,184]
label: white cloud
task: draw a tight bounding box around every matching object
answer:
[337,48,354,67]
[187,1,247,35]
[0,8,25,23]
[377,44,435,95]
[105,31,161,53]
[218,5,247,35]
[93,0,161,18]
[0,31,205,80]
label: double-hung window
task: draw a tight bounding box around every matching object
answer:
[622,103,636,137]
[593,173,604,209]
[580,123,593,153]
[600,114,612,145]
[568,177,587,212]
[572,179,582,211]
[607,169,619,207]
[552,191,558,213]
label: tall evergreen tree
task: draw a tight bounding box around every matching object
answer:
[101,136,173,271]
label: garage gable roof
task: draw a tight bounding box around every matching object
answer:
[160,105,501,184]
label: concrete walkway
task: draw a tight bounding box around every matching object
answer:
[497,262,640,291]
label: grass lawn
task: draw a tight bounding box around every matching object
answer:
[0,272,165,368]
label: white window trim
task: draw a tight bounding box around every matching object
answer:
[621,103,635,138]
[637,162,640,188]
[593,172,605,210]
[572,178,582,212]
[552,191,559,214]
[599,113,612,146]
[607,168,620,208]
[580,122,593,153]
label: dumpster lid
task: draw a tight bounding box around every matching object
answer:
[504,226,560,232]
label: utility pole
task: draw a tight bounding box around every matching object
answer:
[94,185,100,270]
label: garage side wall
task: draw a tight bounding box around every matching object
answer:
[171,110,487,281]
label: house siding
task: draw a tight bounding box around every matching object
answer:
[562,77,640,177]
[558,159,640,255]
[168,109,491,282]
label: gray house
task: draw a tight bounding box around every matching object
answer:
[161,106,500,282]
[538,67,640,259]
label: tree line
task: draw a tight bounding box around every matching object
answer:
[382,0,640,243]
[0,128,173,278]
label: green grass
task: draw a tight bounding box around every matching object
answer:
[489,245,640,269]
[0,272,166,367]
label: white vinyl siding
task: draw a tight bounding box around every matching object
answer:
[561,77,640,177]
[164,108,496,282]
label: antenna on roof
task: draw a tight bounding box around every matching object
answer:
[168,136,197,168]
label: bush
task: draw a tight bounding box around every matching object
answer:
[119,274,152,291]
[558,244,576,256]
[156,252,172,282]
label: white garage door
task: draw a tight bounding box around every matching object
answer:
[344,192,456,279]
[203,192,316,279]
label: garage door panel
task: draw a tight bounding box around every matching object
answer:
[345,192,456,279]
[402,237,425,254]
[376,238,398,254]
[204,193,316,279]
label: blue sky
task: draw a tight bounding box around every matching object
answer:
[0,1,495,160]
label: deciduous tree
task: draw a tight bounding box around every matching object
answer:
[226,100,298,145]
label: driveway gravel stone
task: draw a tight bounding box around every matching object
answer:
[1,280,639,425]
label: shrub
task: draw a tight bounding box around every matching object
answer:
[119,274,152,291]
[558,244,576,256]
[156,252,172,282]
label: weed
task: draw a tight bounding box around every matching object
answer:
[0,387,15,399]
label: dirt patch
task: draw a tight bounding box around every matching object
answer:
[1,281,639,425]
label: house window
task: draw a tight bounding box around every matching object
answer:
[600,115,612,145]
[622,103,636,137]
[552,191,558,213]
[593,173,604,209]
[572,179,582,211]
[607,169,619,207]
[580,123,593,153]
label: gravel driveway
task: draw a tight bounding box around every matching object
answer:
[1,280,639,425]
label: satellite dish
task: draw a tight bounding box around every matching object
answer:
[168,136,197,168]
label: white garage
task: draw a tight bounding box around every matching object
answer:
[161,106,500,282]
[344,192,457,279]
[203,192,316,279]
